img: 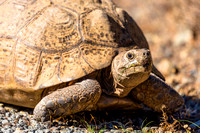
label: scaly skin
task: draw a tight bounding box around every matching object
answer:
[131,74,184,113]
[33,79,101,121]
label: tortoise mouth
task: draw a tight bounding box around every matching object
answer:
[117,64,151,78]
[123,61,151,73]
[129,64,150,73]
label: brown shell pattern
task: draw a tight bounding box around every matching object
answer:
[0,0,138,90]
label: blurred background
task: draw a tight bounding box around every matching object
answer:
[113,0,200,98]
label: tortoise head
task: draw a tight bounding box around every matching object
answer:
[111,48,152,97]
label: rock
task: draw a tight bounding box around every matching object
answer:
[157,59,172,76]
[173,28,193,47]
[0,103,4,107]
[0,106,6,114]
[14,128,23,133]
[2,119,9,125]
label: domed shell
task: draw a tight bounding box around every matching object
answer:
[0,0,150,90]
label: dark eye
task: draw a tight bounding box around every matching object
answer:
[126,53,134,59]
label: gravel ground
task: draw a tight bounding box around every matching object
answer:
[0,103,152,133]
[0,103,88,133]
[0,110,101,133]
[0,101,197,133]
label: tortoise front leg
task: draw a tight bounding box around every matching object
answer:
[33,79,101,121]
[131,74,184,113]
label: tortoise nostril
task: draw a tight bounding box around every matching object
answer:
[143,51,150,56]
[147,51,150,56]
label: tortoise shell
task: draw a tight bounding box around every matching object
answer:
[0,0,149,90]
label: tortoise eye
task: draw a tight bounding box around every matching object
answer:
[126,52,134,60]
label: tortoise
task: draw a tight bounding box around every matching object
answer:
[0,0,184,121]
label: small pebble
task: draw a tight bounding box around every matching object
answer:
[2,119,9,125]
[0,106,6,114]
[0,103,4,107]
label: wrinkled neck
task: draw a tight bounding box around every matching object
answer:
[99,65,135,98]
[98,66,116,96]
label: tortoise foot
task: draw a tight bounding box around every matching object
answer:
[33,79,101,121]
